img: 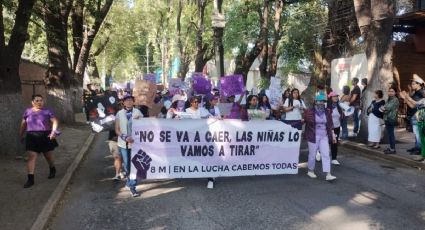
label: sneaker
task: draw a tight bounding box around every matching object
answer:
[307,171,317,179]
[326,174,337,181]
[112,175,121,181]
[315,152,321,162]
[331,160,341,165]
[130,188,140,197]
[207,180,214,189]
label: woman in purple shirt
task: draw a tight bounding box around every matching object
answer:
[303,92,337,181]
[19,94,59,188]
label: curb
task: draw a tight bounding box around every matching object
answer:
[31,133,95,230]
[341,141,425,169]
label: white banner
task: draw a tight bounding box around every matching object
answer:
[130,118,301,180]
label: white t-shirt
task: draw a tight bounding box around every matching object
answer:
[283,99,306,120]
[207,106,221,118]
[185,107,211,119]
[331,106,341,128]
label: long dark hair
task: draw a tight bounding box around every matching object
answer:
[246,95,259,109]
[258,94,271,110]
[327,96,342,116]
[342,86,350,96]
[287,88,303,107]
[282,88,290,104]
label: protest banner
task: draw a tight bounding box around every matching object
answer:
[192,76,212,95]
[129,119,301,180]
[144,73,157,84]
[220,74,245,97]
[133,79,157,108]
[267,77,282,110]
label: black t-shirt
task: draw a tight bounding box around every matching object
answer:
[350,86,361,106]
[370,100,385,119]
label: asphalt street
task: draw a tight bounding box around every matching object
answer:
[49,132,425,230]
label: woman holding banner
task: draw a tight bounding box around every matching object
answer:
[283,89,306,130]
[115,94,143,197]
[304,92,337,181]
[184,96,217,189]
[258,94,272,119]
[186,97,212,119]
[205,95,222,118]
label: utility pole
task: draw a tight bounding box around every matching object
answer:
[212,0,225,78]
[146,43,150,73]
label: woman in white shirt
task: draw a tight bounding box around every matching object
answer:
[185,97,212,119]
[328,91,342,165]
[185,96,215,188]
[283,88,306,130]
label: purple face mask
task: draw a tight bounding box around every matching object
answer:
[177,100,185,112]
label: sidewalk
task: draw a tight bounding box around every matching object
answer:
[0,113,94,230]
[341,126,425,169]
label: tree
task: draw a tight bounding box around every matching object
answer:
[194,0,214,72]
[0,0,37,155]
[354,0,396,140]
[0,0,37,93]
[233,0,270,84]
[41,0,74,88]
[73,0,114,82]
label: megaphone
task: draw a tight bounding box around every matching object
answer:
[339,101,355,117]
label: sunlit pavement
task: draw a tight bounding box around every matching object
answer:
[49,132,425,230]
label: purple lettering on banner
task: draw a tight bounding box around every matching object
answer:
[144,73,156,84]
[168,78,183,96]
[220,74,245,97]
[192,76,212,95]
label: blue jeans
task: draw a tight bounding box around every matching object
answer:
[353,108,360,134]
[341,117,348,139]
[118,147,131,175]
[411,117,421,149]
[385,123,396,150]
[118,147,137,190]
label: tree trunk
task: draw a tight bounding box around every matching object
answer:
[0,0,36,155]
[234,0,270,85]
[268,0,284,78]
[43,1,72,89]
[357,0,395,141]
[194,0,209,72]
[74,0,113,83]
[71,0,84,71]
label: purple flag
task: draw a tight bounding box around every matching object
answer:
[220,74,244,97]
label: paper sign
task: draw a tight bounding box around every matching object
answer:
[168,78,184,96]
[144,73,156,84]
[133,79,157,108]
[220,75,245,97]
[192,76,212,95]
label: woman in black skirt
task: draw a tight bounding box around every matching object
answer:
[19,94,59,188]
